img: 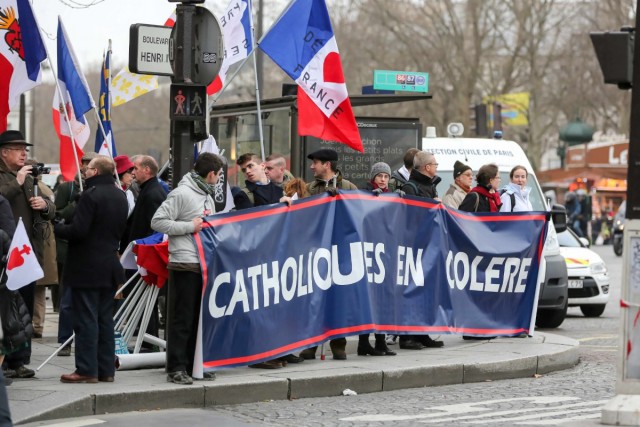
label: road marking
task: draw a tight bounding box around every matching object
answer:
[523,412,601,425]
[38,420,105,427]
[578,335,617,342]
[419,400,608,424]
[341,396,580,422]
[461,401,608,424]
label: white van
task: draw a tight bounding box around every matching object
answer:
[421,127,569,328]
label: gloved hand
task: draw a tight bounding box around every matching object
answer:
[326,188,338,197]
[395,189,406,197]
[371,188,383,196]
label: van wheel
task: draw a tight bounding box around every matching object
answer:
[580,304,606,317]
[536,301,568,328]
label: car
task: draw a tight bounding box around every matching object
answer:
[557,228,609,317]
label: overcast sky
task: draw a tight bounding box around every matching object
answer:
[32,0,220,71]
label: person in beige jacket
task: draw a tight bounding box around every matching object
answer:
[442,160,473,209]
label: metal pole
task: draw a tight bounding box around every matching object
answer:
[601,0,640,423]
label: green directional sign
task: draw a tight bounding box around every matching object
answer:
[373,70,429,93]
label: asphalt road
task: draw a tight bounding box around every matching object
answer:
[24,245,622,427]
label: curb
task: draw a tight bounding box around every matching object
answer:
[16,334,579,425]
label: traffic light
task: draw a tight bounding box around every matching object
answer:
[470,104,488,137]
[492,102,502,134]
[590,28,634,90]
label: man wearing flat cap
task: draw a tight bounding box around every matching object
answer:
[0,130,56,379]
[298,148,357,362]
[306,148,357,196]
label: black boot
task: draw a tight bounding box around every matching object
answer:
[374,335,397,356]
[417,335,444,348]
[357,336,384,356]
[330,338,347,360]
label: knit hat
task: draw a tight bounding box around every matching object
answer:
[370,162,392,180]
[453,160,472,179]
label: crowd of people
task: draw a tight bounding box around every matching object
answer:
[0,127,541,396]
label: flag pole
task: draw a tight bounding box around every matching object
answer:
[36,17,85,192]
[93,40,121,187]
[209,0,297,106]
[248,0,266,161]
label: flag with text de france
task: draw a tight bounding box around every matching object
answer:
[0,0,46,133]
[259,0,362,152]
[54,17,93,181]
[207,0,253,95]
[6,218,43,290]
[95,48,117,157]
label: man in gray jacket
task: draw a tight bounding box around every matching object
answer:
[151,153,223,385]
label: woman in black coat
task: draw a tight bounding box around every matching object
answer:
[458,163,503,213]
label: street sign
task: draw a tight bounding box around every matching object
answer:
[170,84,207,121]
[373,70,429,93]
[170,5,224,86]
[129,24,173,76]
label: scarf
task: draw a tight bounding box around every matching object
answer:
[458,182,471,193]
[370,180,389,192]
[471,185,502,212]
[190,171,215,196]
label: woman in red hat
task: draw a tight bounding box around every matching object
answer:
[114,155,135,217]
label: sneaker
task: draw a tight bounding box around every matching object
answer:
[386,335,397,345]
[32,332,43,339]
[167,371,193,385]
[58,345,71,357]
[13,366,35,379]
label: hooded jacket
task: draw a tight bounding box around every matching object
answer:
[500,182,533,212]
[151,173,215,265]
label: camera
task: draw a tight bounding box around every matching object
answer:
[30,162,51,177]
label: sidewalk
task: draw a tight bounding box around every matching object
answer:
[6,304,579,425]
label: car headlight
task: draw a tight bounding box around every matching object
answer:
[590,261,607,275]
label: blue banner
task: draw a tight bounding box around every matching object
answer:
[195,191,549,370]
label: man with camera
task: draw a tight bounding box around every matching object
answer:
[0,130,56,379]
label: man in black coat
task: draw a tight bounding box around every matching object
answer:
[122,155,167,247]
[400,150,445,351]
[121,155,167,344]
[55,156,128,383]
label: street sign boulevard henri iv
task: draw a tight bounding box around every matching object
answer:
[129,24,173,76]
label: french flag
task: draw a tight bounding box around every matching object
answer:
[207,0,253,95]
[259,0,363,152]
[0,0,46,133]
[53,17,93,181]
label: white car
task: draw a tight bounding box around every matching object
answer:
[557,229,609,317]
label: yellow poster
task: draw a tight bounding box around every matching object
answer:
[483,92,530,126]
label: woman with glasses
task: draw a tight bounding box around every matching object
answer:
[499,165,533,213]
[458,163,503,213]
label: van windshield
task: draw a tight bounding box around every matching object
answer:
[436,171,546,211]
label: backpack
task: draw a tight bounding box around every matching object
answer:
[499,189,516,212]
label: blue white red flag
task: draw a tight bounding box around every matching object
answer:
[53,17,93,181]
[259,0,363,152]
[0,0,46,132]
[95,48,117,157]
[207,0,253,95]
